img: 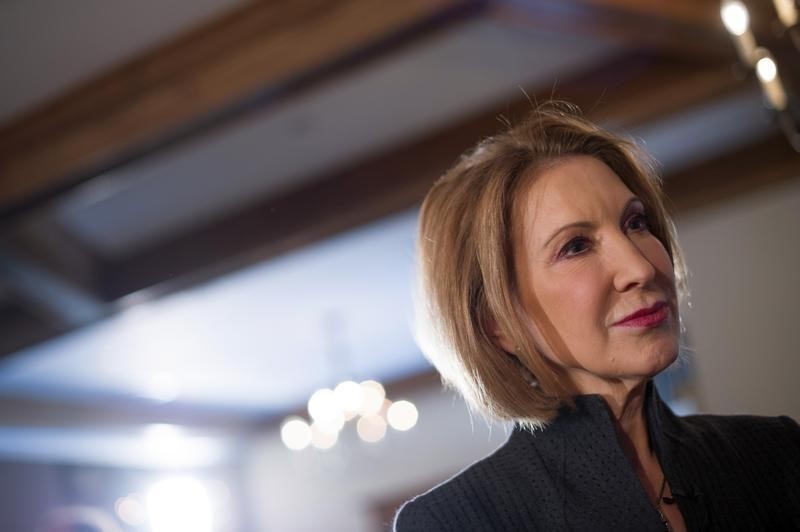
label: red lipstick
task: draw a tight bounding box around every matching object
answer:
[613,301,669,328]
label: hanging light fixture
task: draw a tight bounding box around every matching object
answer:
[721,0,758,64]
[279,312,419,450]
[280,379,418,451]
[720,0,800,152]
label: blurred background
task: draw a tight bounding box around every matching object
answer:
[0,0,799,530]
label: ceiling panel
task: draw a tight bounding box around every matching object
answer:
[0,0,245,123]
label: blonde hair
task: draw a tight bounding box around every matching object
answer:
[415,101,686,428]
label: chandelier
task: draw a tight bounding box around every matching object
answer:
[280,379,418,451]
[721,0,800,151]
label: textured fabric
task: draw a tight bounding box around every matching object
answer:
[394,382,800,531]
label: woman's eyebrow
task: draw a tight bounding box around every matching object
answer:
[541,196,644,250]
[542,221,594,250]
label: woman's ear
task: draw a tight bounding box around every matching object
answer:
[484,314,517,354]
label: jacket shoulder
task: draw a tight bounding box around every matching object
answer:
[674,412,800,478]
[670,413,800,527]
[394,494,443,532]
[679,411,800,448]
[394,430,526,532]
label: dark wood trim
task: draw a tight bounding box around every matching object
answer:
[490,0,733,59]
[665,133,800,213]
[0,302,64,360]
[0,245,107,329]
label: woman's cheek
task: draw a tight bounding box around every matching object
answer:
[552,268,605,328]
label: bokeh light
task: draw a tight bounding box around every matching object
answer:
[721,1,750,36]
[356,414,387,443]
[146,476,213,532]
[310,422,339,450]
[358,380,385,416]
[307,388,337,422]
[756,56,777,83]
[334,380,364,416]
[115,493,147,526]
[280,417,312,451]
[387,400,418,431]
[314,409,345,434]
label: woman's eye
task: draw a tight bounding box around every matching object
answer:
[625,213,650,233]
[558,237,591,258]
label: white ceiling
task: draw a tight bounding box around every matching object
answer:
[0,0,245,123]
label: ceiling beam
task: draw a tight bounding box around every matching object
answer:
[0,0,484,219]
[665,133,800,213]
[0,246,107,329]
[0,302,62,360]
[490,0,732,58]
[99,51,749,300]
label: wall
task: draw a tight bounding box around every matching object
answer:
[676,178,800,418]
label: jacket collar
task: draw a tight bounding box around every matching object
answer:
[504,380,690,530]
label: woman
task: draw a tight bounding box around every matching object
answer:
[395,102,800,531]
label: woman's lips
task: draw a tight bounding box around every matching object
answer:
[613,301,669,328]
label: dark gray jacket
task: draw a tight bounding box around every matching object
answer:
[395,382,800,531]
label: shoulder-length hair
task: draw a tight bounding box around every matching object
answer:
[414,101,686,428]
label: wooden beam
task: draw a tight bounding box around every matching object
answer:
[0,302,63,360]
[665,133,800,213]
[490,0,733,58]
[576,0,721,26]
[99,51,747,300]
[0,0,484,217]
[0,246,107,329]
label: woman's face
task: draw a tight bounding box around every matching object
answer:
[512,155,679,396]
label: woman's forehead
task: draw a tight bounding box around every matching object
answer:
[518,156,635,241]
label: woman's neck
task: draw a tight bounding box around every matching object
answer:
[610,385,653,473]
[575,379,655,476]
[596,381,664,502]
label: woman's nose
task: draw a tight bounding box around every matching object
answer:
[609,236,657,293]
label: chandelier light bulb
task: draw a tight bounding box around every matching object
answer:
[280,417,312,450]
[334,380,364,414]
[307,388,337,422]
[314,409,345,435]
[721,1,750,36]
[358,380,386,416]
[756,56,778,83]
[310,422,339,450]
[357,414,387,443]
[387,400,419,431]
[773,0,798,27]
[753,50,788,110]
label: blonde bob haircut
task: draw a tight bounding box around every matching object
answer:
[415,101,686,428]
